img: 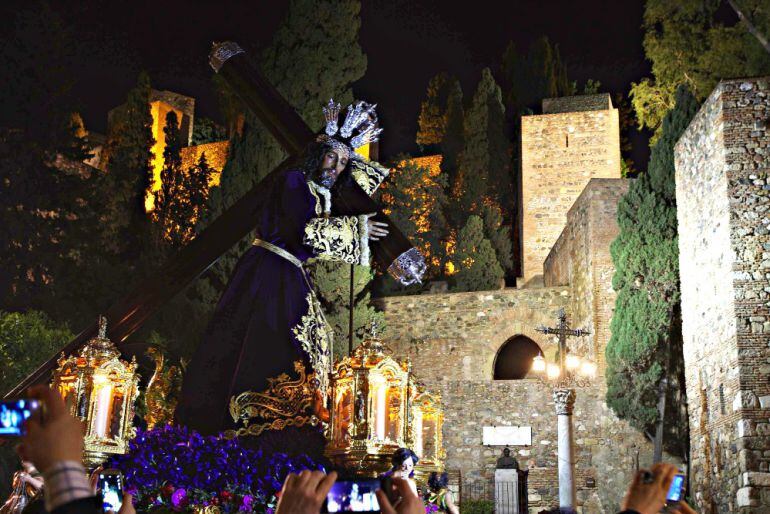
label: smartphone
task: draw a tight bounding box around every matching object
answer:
[323,478,381,513]
[98,470,124,512]
[0,399,40,437]
[666,473,686,503]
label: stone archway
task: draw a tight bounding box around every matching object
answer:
[493,335,543,380]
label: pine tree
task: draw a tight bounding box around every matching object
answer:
[631,0,770,140]
[155,111,184,245]
[606,86,698,459]
[439,79,465,224]
[452,215,504,292]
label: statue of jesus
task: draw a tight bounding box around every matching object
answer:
[176,100,394,437]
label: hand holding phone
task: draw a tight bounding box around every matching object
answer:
[98,470,124,512]
[666,473,686,503]
[323,479,381,513]
[275,470,337,514]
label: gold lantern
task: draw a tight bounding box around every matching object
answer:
[408,383,445,482]
[51,316,140,468]
[326,333,410,475]
[326,329,445,478]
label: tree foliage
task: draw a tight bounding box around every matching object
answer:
[155,112,214,248]
[606,86,699,456]
[101,72,155,255]
[455,68,511,214]
[0,3,105,324]
[632,0,770,140]
[191,117,227,146]
[377,156,450,288]
[0,310,72,395]
[452,215,504,292]
[416,72,452,149]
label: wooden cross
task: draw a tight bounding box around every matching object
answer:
[5,42,415,397]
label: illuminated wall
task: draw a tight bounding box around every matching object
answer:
[180,141,231,186]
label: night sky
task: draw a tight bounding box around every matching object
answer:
[3,0,652,166]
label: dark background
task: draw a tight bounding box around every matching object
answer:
[1,0,652,166]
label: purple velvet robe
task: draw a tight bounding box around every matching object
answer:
[176,169,364,435]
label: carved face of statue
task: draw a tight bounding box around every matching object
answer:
[314,146,350,189]
[399,456,414,477]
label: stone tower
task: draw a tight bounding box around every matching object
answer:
[520,94,621,285]
[675,78,770,512]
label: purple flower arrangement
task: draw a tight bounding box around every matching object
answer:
[107,425,323,513]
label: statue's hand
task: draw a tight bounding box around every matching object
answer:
[367,218,389,241]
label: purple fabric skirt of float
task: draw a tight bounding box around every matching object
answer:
[175,242,314,436]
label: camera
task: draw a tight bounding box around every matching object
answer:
[322,476,394,513]
[98,469,124,512]
[0,399,41,437]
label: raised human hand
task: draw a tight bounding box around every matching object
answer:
[274,470,337,514]
[376,477,425,514]
[620,462,677,514]
[17,385,84,473]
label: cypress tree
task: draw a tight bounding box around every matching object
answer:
[606,86,699,459]
[101,72,154,256]
[480,202,514,274]
[454,68,511,215]
[453,215,504,292]
[440,79,464,193]
[416,72,451,150]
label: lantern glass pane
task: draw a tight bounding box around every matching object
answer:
[423,415,437,460]
[385,385,401,441]
[333,386,353,444]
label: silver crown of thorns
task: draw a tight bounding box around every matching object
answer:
[322,99,383,150]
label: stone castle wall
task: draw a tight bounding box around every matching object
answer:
[521,95,621,285]
[378,286,652,513]
[675,77,770,512]
[544,178,630,371]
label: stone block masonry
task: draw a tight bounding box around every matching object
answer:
[378,288,654,513]
[675,77,770,512]
[544,178,630,373]
[521,94,621,285]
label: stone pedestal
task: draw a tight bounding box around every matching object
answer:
[495,469,520,514]
[554,388,576,509]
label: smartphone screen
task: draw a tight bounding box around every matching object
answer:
[98,472,123,512]
[324,479,381,513]
[666,473,686,502]
[0,399,40,437]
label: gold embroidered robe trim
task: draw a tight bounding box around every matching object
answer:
[302,214,371,266]
[291,292,332,394]
[227,361,321,438]
[350,158,390,195]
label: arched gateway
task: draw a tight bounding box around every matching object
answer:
[493,335,543,380]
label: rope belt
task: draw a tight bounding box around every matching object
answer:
[253,238,303,268]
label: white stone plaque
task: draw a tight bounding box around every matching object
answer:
[483,426,532,446]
